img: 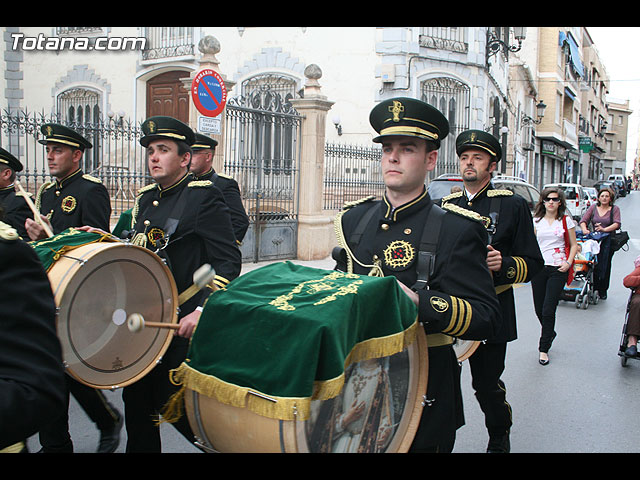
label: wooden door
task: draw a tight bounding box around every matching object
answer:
[146,71,190,123]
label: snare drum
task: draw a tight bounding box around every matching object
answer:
[33,230,178,389]
[174,261,428,453]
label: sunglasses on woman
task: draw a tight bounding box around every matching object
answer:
[543,197,561,203]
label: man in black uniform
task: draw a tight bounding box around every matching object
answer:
[190,132,249,244]
[24,123,123,453]
[0,147,30,239]
[442,129,543,453]
[333,98,501,453]
[0,218,66,452]
[120,116,241,452]
[26,124,111,240]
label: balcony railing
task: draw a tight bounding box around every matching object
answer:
[141,27,195,61]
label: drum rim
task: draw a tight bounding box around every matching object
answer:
[184,328,429,453]
[49,241,178,389]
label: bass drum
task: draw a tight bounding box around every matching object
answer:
[184,328,428,453]
[47,241,178,389]
[453,338,480,362]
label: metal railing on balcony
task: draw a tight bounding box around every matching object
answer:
[141,27,195,61]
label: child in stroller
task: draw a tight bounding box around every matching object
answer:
[562,233,602,309]
[619,255,640,365]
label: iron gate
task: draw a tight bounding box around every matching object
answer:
[222,88,302,263]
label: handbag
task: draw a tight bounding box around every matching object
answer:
[608,207,629,253]
[611,230,630,252]
[562,215,575,285]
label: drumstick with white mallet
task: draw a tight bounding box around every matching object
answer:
[127,263,217,333]
[15,180,54,238]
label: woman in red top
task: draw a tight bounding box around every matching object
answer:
[622,256,640,357]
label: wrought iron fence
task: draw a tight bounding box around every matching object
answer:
[323,142,385,211]
[0,108,149,222]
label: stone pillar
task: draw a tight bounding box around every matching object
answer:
[182,35,235,173]
[290,65,335,261]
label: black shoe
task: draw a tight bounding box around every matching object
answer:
[625,345,637,358]
[599,292,607,300]
[97,410,123,453]
[486,432,510,453]
[37,440,73,453]
[539,352,549,365]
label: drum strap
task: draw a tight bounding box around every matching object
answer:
[411,203,445,291]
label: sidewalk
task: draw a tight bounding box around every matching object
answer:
[240,255,335,275]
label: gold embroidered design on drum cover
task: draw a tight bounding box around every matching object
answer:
[61,195,76,213]
[269,270,363,311]
[383,240,415,269]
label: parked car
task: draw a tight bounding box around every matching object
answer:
[543,183,588,221]
[593,180,620,198]
[584,187,598,208]
[427,174,540,214]
[607,174,627,197]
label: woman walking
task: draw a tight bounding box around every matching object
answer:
[531,187,579,365]
[579,187,621,299]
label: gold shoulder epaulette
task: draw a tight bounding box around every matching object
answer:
[442,202,485,224]
[0,221,19,241]
[136,184,157,196]
[442,191,463,203]
[217,172,233,180]
[188,180,213,188]
[342,195,376,210]
[83,174,102,184]
[487,189,513,197]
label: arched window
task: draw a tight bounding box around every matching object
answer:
[421,77,470,177]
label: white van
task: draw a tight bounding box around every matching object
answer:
[543,183,588,221]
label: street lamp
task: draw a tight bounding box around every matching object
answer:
[522,100,547,126]
[487,27,527,61]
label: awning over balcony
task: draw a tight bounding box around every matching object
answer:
[559,31,584,78]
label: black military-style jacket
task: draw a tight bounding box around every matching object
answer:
[334,188,501,342]
[442,181,543,343]
[193,168,249,244]
[0,222,66,449]
[127,173,242,317]
[35,169,111,233]
[0,185,31,239]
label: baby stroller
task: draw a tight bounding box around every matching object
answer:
[619,289,639,367]
[561,234,602,309]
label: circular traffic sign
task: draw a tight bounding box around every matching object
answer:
[191,69,227,117]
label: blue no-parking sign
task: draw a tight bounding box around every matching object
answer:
[191,69,227,117]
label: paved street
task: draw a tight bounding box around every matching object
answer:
[26,191,640,453]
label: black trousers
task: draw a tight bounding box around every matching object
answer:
[122,338,195,452]
[38,376,119,450]
[531,266,568,353]
[468,341,512,436]
[594,248,614,296]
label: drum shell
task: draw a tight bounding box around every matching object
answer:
[453,339,480,362]
[47,242,178,389]
[184,327,428,453]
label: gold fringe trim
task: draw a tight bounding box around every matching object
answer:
[30,229,117,272]
[163,318,419,422]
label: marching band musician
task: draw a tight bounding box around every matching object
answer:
[0,147,30,239]
[24,123,123,453]
[119,116,241,452]
[0,217,66,453]
[333,98,501,453]
[190,133,249,244]
[442,130,543,453]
